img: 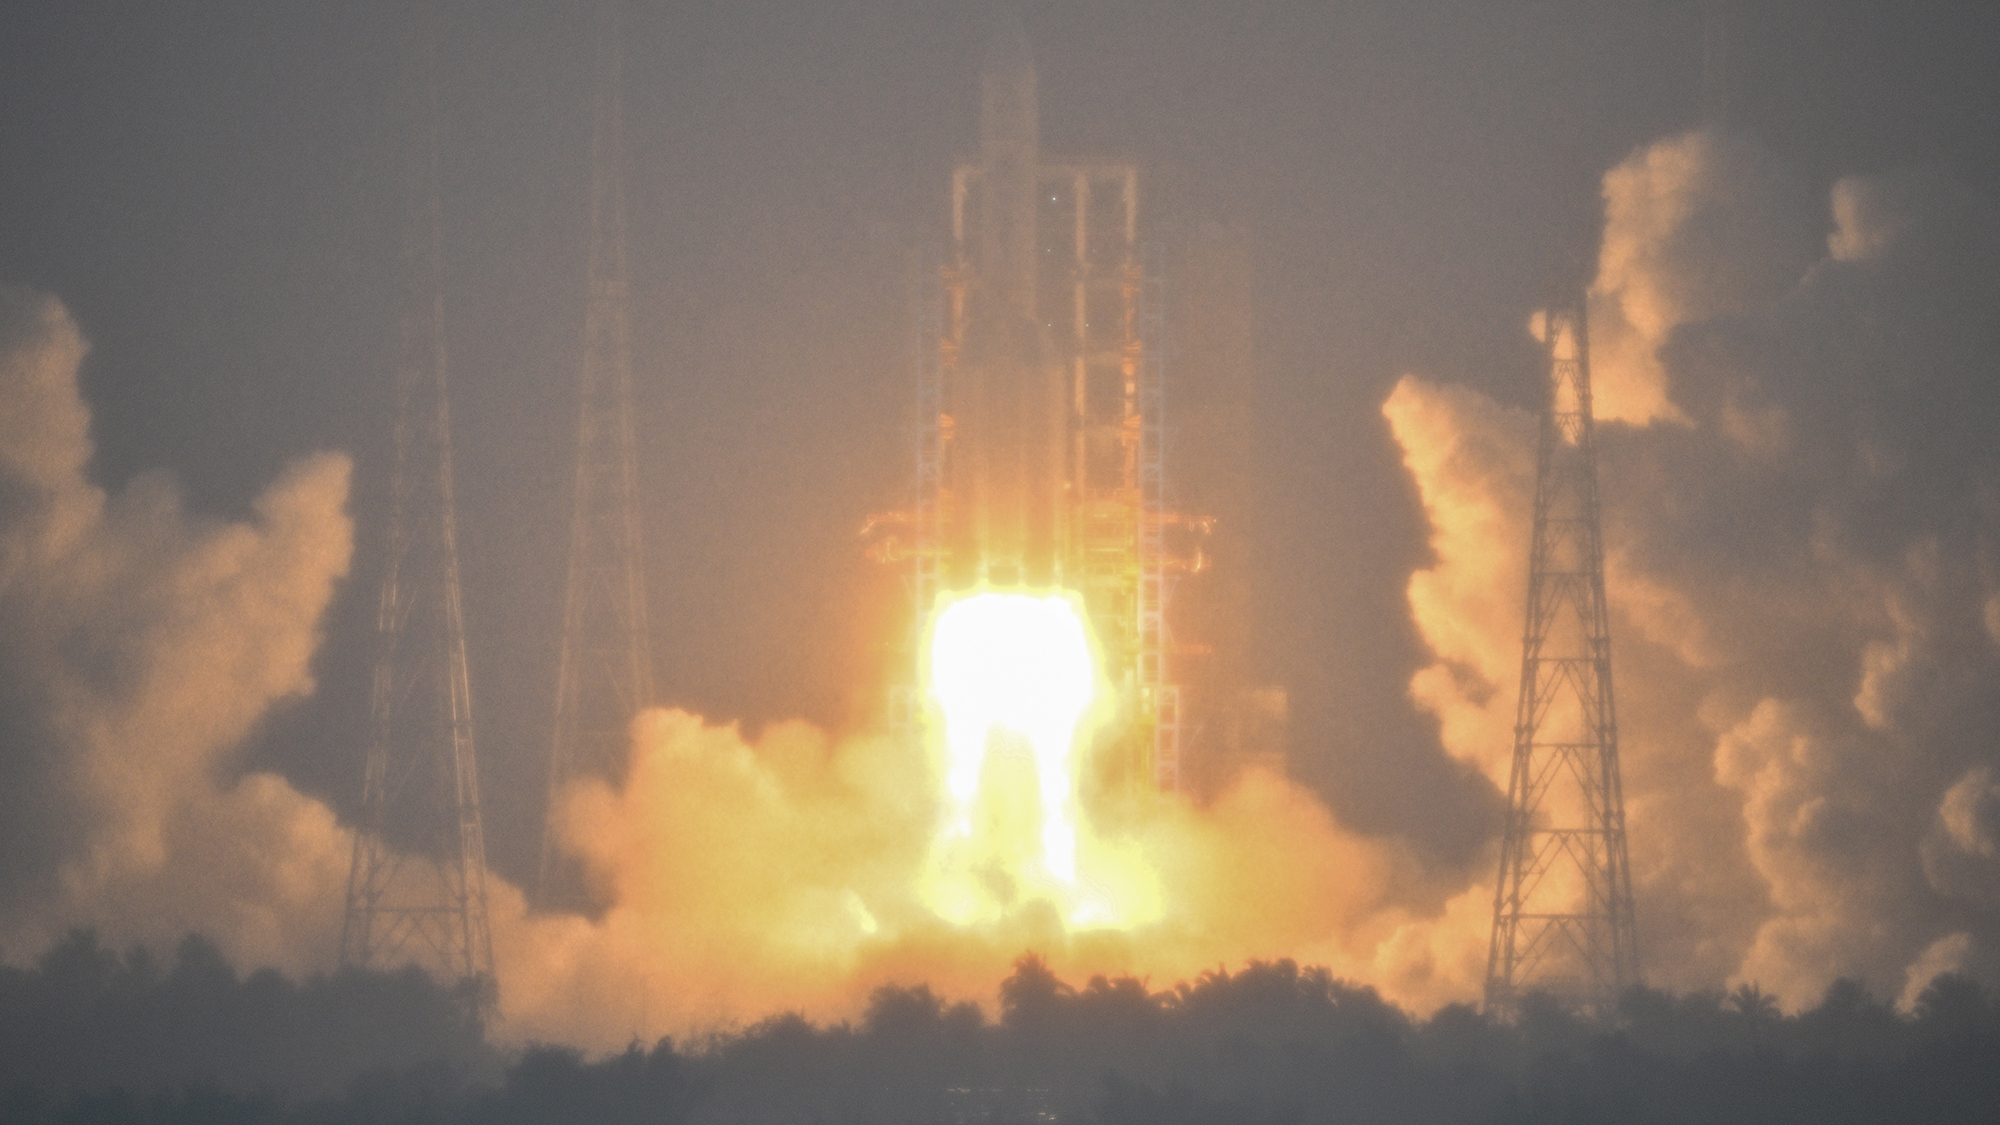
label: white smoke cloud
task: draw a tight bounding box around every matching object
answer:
[0,287,355,975]
[9,117,1997,1043]
[0,285,1482,1051]
[1390,128,2000,1008]
[1587,128,1820,428]
[489,706,1485,1050]
[1935,765,2000,863]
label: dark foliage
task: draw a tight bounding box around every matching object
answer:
[0,929,495,1116]
[5,937,2000,1124]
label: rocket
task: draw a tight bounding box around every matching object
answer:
[951,13,1069,591]
[976,14,1038,322]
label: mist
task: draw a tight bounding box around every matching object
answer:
[1393,126,2000,1006]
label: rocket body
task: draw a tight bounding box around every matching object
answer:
[977,22,1038,320]
[953,17,1068,590]
[909,16,1175,796]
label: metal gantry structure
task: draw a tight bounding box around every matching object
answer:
[1135,242,1180,791]
[869,17,1194,793]
[947,168,1179,789]
[884,245,951,742]
[1485,293,1639,1015]
[341,33,496,995]
[878,206,1182,792]
[540,0,655,910]
[1011,162,1178,792]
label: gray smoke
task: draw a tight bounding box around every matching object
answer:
[1389,128,2000,1007]
[0,287,355,973]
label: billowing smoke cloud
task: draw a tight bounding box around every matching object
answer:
[486,129,1996,1030]
[10,121,1996,1048]
[491,708,1485,1050]
[1587,130,1823,427]
[0,287,354,974]
[1390,127,2000,1009]
[0,284,1470,1051]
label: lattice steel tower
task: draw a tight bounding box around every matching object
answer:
[341,33,496,993]
[541,0,654,909]
[867,17,1189,793]
[1485,293,1638,1013]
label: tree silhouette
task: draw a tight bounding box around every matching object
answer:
[8,933,2000,1125]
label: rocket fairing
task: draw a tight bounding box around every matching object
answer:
[949,14,1070,591]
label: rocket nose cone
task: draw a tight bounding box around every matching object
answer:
[981,8,1035,83]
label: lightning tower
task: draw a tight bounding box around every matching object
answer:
[1485,292,1639,1013]
[341,32,497,994]
[540,0,654,909]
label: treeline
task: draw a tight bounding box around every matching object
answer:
[5,935,2000,1124]
[0,930,496,1115]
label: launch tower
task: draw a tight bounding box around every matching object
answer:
[340,34,497,994]
[541,0,655,909]
[877,17,1188,790]
[1485,293,1639,1013]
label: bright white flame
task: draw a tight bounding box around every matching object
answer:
[924,592,1097,917]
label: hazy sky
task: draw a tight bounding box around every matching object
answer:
[4,0,1999,1028]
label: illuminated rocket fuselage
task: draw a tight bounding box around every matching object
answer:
[906,18,1178,795]
[951,19,1068,590]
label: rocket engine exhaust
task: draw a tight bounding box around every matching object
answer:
[862,11,1195,932]
[922,591,1100,923]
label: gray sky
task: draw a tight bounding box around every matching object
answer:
[3,0,1996,906]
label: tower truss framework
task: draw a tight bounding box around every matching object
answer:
[341,34,496,993]
[883,244,951,740]
[868,23,1198,793]
[1135,241,1178,790]
[1486,294,1639,1014]
[899,165,1183,789]
[541,0,655,908]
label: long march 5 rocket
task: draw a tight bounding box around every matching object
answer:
[873,14,1187,790]
[952,17,1066,590]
